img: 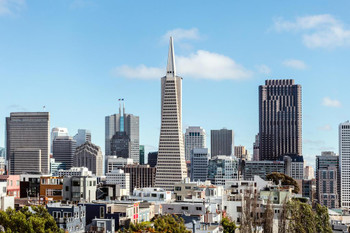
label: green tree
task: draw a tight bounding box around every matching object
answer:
[315,204,332,233]
[0,206,63,233]
[266,172,300,193]
[153,214,190,233]
[221,217,237,233]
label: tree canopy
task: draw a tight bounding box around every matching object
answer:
[266,172,300,193]
[0,206,63,233]
[221,217,238,233]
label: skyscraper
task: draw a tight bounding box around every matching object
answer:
[53,136,76,169]
[105,102,139,162]
[190,148,209,182]
[74,141,103,176]
[110,131,130,158]
[316,151,339,208]
[51,127,69,153]
[155,37,187,190]
[340,121,350,207]
[234,145,249,160]
[259,79,302,161]
[6,112,50,174]
[73,129,91,147]
[139,145,145,164]
[185,126,206,161]
[210,128,234,157]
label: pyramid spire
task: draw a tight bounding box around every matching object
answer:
[166,36,176,77]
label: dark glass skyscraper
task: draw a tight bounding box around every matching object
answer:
[259,79,302,161]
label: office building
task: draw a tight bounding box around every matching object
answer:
[234,145,249,160]
[105,101,139,162]
[185,126,206,161]
[73,129,91,147]
[105,156,133,173]
[147,152,158,167]
[110,131,130,158]
[259,79,302,160]
[53,136,76,169]
[105,169,130,195]
[74,142,103,176]
[12,149,41,174]
[190,148,209,182]
[279,154,304,180]
[56,167,92,177]
[208,155,238,186]
[210,128,234,157]
[304,165,315,180]
[6,112,50,175]
[317,151,340,207]
[50,158,65,175]
[243,160,288,180]
[253,133,260,161]
[340,121,350,208]
[139,145,145,164]
[155,37,187,190]
[121,164,156,194]
[50,127,68,152]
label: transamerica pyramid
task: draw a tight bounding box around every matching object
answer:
[154,37,188,190]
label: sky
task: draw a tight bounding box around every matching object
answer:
[1,0,350,167]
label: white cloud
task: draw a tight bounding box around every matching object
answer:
[113,65,163,80]
[282,59,307,70]
[113,50,252,80]
[256,64,271,74]
[0,0,25,16]
[162,28,200,42]
[322,97,341,107]
[274,14,350,48]
[318,124,332,131]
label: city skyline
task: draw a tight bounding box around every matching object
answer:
[1,1,350,168]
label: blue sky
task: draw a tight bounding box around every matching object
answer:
[1,0,350,167]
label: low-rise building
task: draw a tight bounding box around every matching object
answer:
[243,160,287,180]
[208,155,238,186]
[63,176,97,202]
[105,156,133,173]
[20,174,41,198]
[47,203,86,233]
[105,169,130,196]
[87,218,115,233]
[131,187,172,202]
[0,176,14,210]
[56,167,92,177]
[40,176,63,204]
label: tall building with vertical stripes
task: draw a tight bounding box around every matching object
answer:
[155,37,187,190]
[340,121,350,208]
[259,79,302,161]
[6,112,50,174]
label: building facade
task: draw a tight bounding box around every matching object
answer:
[122,164,156,194]
[185,126,206,161]
[110,131,130,158]
[53,136,76,170]
[147,152,158,168]
[105,156,133,173]
[259,79,302,161]
[340,121,350,208]
[105,169,130,195]
[105,102,140,162]
[316,151,340,206]
[234,146,249,160]
[190,148,209,182]
[50,127,69,153]
[155,37,187,190]
[6,112,50,175]
[139,145,145,164]
[74,142,103,176]
[73,129,91,147]
[208,155,238,186]
[210,129,234,157]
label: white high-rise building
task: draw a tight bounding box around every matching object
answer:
[185,126,206,161]
[340,121,350,208]
[155,37,187,190]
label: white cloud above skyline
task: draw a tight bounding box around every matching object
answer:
[113,50,252,80]
[318,124,332,131]
[162,28,200,42]
[274,14,350,48]
[0,0,25,16]
[322,97,342,107]
[282,59,307,70]
[256,64,271,74]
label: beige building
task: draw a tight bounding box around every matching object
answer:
[74,142,103,176]
[155,37,187,190]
